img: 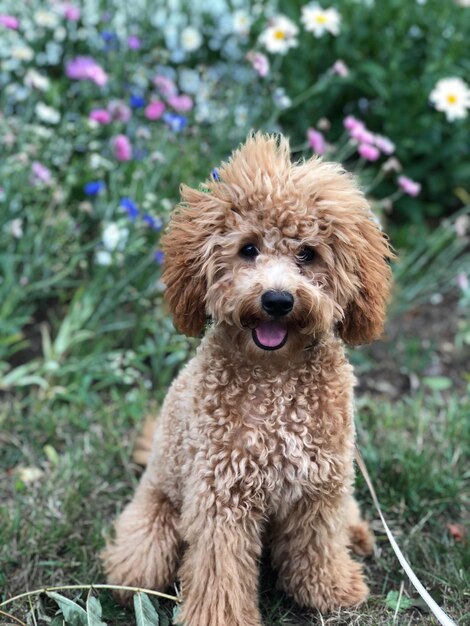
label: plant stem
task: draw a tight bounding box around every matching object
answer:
[0,584,180,609]
[0,608,27,626]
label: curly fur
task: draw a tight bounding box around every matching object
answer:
[102,133,393,625]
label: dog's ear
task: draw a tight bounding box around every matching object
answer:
[161,185,226,337]
[337,214,394,346]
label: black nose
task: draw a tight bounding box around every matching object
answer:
[261,290,294,317]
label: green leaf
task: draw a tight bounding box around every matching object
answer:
[422,376,452,391]
[133,592,160,626]
[47,592,88,626]
[385,590,415,612]
[86,594,107,626]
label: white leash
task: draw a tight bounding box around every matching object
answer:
[355,446,457,626]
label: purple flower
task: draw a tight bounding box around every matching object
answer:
[112,134,133,161]
[358,143,380,161]
[163,112,187,132]
[145,100,165,120]
[343,115,364,132]
[31,161,52,185]
[63,4,80,21]
[154,250,165,265]
[167,94,193,112]
[89,108,112,124]
[373,134,395,155]
[211,168,220,181]
[143,214,163,230]
[307,128,326,155]
[108,100,132,122]
[350,125,375,144]
[398,175,421,197]
[0,15,19,30]
[127,35,141,49]
[120,197,139,220]
[246,51,270,77]
[84,181,105,196]
[331,59,349,77]
[66,57,108,87]
[130,94,145,109]
[153,74,177,98]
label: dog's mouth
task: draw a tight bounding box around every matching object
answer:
[252,321,288,351]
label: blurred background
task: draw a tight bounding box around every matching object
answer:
[0,1,469,625]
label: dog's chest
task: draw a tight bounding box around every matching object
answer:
[205,373,344,511]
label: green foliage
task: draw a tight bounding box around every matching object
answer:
[280,0,470,222]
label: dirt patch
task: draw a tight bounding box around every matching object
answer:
[356,293,468,398]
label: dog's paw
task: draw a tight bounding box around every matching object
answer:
[349,520,375,556]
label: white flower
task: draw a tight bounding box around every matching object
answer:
[34,10,59,28]
[35,103,61,124]
[301,4,341,37]
[24,69,50,92]
[95,250,113,266]
[259,15,299,54]
[11,45,34,61]
[232,10,252,37]
[181,26,203,52]
[429,77,470,121]
[10,218,24,239]
[102,223,128,251]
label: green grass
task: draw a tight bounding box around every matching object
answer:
[1,383,468,625]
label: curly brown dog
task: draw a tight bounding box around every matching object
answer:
[102,133,392,625]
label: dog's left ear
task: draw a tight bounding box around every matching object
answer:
[161,185,226,337]
[337,214,394,346]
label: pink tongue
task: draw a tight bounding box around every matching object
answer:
[254,321,288,348]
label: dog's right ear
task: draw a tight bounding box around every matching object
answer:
[161,184,225,337]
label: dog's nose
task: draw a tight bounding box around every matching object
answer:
[261,290,294,317]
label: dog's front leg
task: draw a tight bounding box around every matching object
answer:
[176,486,264,626]
[270,493,369,613]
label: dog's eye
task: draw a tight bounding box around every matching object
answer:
[239,243,259,259]
[297,247,316,263]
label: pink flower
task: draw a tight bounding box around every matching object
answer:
[331,59,349,77]
[108,100,132,122]
[456,272,469,291]
[350,126,375,144]
[89,108,112,124]
[145,100,166,120]
[398,175,421,197]
[374,134,395,155]
[0,14,19,29]
[127,35,141,49]
[307,128,326,155]
[63,4,80,21]
[31,161,52,185]
[167,94,193,112]
[343,115,364,132]
[112,134,133,161]
[246,51,270,77]
[153,74,177,98]
[358,143,380,161]
[65,57,108,87]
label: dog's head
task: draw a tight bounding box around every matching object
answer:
[162,133,393,356]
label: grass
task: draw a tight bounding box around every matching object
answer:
[1,373,468,625]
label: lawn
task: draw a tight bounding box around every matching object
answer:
[1,292,469,625]
[1,1,469,624]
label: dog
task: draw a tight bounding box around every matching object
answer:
[102,133,392,625]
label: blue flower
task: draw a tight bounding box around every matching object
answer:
[143,214,163,230]
[154,250,165,265]
[120,197,139,220]
[84,181,105,196]
[101,30,118,42]
[130,94,145,109]
[163,112,187,133]
[211,168,220,181]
